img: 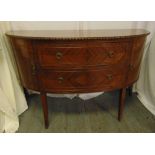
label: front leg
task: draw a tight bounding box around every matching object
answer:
[40,92,49,128]
[118,88,126,121]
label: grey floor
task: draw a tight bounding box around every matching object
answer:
[17,91,155,133]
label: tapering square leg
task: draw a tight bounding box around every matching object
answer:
[118,88,126,121]
[40,92,49,128]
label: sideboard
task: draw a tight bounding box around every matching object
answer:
[6,29,150,128]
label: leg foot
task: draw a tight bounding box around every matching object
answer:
[40,92,49,129]
[45,121,49,129]
[118,88,126,121]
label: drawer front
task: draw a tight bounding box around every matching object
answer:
[36,41,129,68]
[39,67,126,93]
[37,47,88,67]
[87,43,128,66]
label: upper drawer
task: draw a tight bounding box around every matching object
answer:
[35,41,129,68]
[37,46,88,67]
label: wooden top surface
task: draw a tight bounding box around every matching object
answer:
[6,29,150,40]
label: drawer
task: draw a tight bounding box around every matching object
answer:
[35,41,129,68]
[37,47,88,67]
[39,67,126,93]
[87,43,128,66]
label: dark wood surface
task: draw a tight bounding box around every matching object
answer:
[35,40,129,68]
[118,88,126,121]
[40,92,49,128]
[6,29,149,128]
[6,29,149,40]
[39,67,126,93]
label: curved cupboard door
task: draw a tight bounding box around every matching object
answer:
[10,38,39,90]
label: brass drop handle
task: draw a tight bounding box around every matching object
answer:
[58,77,64,83]
[107,74,113,80]
[56,51,63,59]
[107,51,114,58]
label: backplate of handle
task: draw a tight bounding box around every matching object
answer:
[58,77,64,83]
[56,51,63,59]
[107,51,114,58]
[106,74,113,80]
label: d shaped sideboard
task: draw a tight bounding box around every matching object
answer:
[6,29,150,128]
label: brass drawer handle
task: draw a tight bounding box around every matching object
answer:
[106,74,113,80]
[56,52,63,59]
[58,77,64,83]
[107,51,114,58]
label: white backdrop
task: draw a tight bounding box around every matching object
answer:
[0,22,27,132]
[1,21,155,132]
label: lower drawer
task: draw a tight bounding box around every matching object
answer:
[39,68,126,93]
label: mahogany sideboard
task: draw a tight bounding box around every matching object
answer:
[6,29,150,128]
